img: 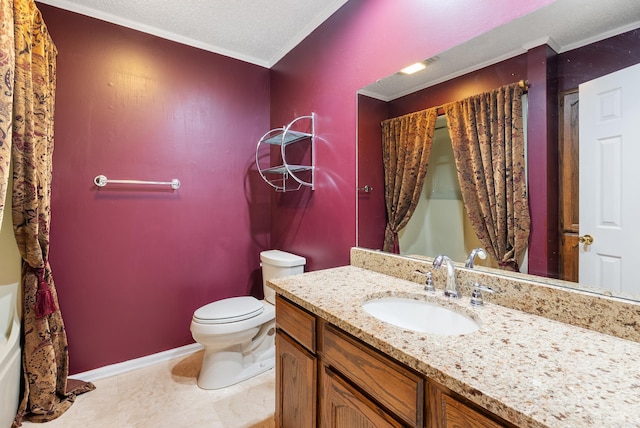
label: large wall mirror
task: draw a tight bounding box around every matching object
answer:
[356,0,640,301]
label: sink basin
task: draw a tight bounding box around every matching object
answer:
[361,297,480,336]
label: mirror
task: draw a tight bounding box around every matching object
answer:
[356,0,640,301]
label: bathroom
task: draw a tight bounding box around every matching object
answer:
[2,0,640,426]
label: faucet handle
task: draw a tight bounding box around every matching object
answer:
[414,270,436,293]
[465,248,487,268]
[470,282,496,306]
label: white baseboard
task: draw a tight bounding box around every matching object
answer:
[70,343,204,383]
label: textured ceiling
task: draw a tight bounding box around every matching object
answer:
[36,0,349,67]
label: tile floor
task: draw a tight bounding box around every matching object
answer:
[22,350,276,428]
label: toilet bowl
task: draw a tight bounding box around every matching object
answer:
[190,250,306,390]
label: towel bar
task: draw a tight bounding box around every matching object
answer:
[93,175,181,190]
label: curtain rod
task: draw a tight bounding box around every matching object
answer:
[433,80,529,116]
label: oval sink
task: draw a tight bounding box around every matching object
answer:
[361,297,480,336]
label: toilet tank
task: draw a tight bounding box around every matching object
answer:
[260,250,306,304]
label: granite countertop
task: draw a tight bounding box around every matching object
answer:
[269,265,640,428]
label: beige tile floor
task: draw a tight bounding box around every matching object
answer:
[22,350,276,428]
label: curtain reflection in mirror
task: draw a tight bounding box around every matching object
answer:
[381,108,437,253]
[381,82,530,272]
[445,82,530,271]
[398,119,483,263]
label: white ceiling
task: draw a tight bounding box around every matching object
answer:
[36,0,349,68]
[36,0,640,99]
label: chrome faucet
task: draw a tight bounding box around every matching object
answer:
[470,282,497,306]
[465,247,487,269]
[433,254,459,298]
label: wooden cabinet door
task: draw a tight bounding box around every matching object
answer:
[276,331,317,428]
[428,381,513,428]
[438,395,505,428]
[321,322,424,426]
[320,365,403,428]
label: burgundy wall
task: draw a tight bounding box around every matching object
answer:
[40,5,271,374]
[357,94,387,250]
[526,45,559,277]
[269,0,555,271]
[557,29,640,92]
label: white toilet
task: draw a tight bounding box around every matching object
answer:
[190,250,306,389]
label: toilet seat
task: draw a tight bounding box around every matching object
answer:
[193,296,264,324]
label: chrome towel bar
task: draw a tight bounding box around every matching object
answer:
[93,175,181,190]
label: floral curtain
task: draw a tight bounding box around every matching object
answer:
[11,0,94,426]
[381,108,437,253]
[444,83,530,270]
[0,0,13,227]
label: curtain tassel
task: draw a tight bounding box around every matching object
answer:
[498,260,520,272]
[35,267,57,318]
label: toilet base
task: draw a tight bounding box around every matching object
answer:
[197,344,275,390]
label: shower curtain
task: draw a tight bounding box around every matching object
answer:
[381,108,437,253]
[444,83,530,270]
[0,0,13,226]
[6,0,95,425]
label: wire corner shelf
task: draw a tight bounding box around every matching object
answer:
[255,113,315,192]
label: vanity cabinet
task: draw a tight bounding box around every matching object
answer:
[276,294,515,428]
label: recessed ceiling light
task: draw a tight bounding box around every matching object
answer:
[399,62,426,75]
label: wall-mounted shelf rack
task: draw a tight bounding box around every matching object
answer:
[256,113,315,192]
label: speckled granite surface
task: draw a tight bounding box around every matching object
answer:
[269,252,640,428]
[351,248,640,343]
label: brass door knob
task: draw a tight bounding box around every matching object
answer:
[579,234,594,245]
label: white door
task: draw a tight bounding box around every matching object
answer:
[579,62,640,295]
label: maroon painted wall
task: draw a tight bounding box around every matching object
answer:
[39,5,271,374]
[270,0,555,271]
[357,94,387,250]
[526,45,559,277]
[557,29,640,92]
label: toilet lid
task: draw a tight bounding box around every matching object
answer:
[193,296,264,324]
